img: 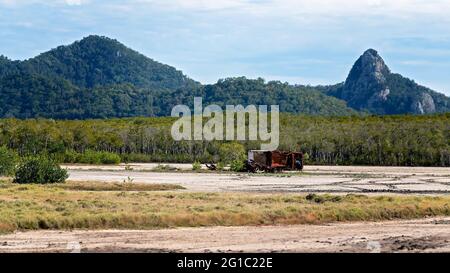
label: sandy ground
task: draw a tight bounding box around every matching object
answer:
[64,164,450,194]
[0,217,449,253]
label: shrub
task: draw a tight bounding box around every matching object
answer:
[78,150,120,165]
[303,152,310,164]
[62,150,80,163]
[78,150,100,164]
[121,153,151,163]
[218,142,246,164]
[217,162,225,171]
[100,152,121,164]
[0,146,18,176]
[13,157,68,184]
[230,159,245,172]
[192,161,202,171]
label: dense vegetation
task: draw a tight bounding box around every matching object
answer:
[0,75,355,119]
[0,35,358,118]
[0,114,448,167]
[62,150,121,165]
[201,78,355,116]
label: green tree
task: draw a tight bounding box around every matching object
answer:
[0,146,18,176]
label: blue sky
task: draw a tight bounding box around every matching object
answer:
[1,0,450,95]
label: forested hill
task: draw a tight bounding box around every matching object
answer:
[3,35,199,90]
[0,35,355,118]
[168,77,357,116]
[0,36,449,119]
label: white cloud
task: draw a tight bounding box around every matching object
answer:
[0,0,24,5]
[1,0,450,93]
[135,0,450,18]
[0,0,88,6]
[135,0,247,11]
[64,0,85,5]
[3,0,450,18]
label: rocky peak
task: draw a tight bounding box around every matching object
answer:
[330,49,446,115]
[337,49,393,111]
[345,49,391,87]
[361,49,390,80]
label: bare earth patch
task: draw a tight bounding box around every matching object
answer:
[0,217,448,253]
[65,165,450,194]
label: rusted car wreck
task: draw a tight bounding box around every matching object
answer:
[245,150,304,173]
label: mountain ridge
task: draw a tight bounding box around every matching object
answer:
[0,36,449,119]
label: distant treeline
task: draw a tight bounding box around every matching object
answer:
[0,113,449,166]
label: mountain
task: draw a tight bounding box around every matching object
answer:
[0,35,355,118]
[326,49,450,114]
[15,36,198,90]
[0,36,203,118]
[0,36,449,119]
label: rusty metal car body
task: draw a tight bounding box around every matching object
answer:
[245,150,303,173]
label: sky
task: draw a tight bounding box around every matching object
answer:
[1,0,450,95]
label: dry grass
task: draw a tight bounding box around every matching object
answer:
[58,181,185,191]
[0,180,185,192]
[0,180,449,234]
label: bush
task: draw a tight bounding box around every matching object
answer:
[216,162,225,171]
[13,157,68,184]
[230,159,245,172]
[0,146,18,176]
[303,152,310,164]
[121,153,151,163]
[78,150,101,164]
[62,150,80,163]
[78,150,121,165]
[218,142,246,164]
[192,161,202,171]
[100,152,121,164]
